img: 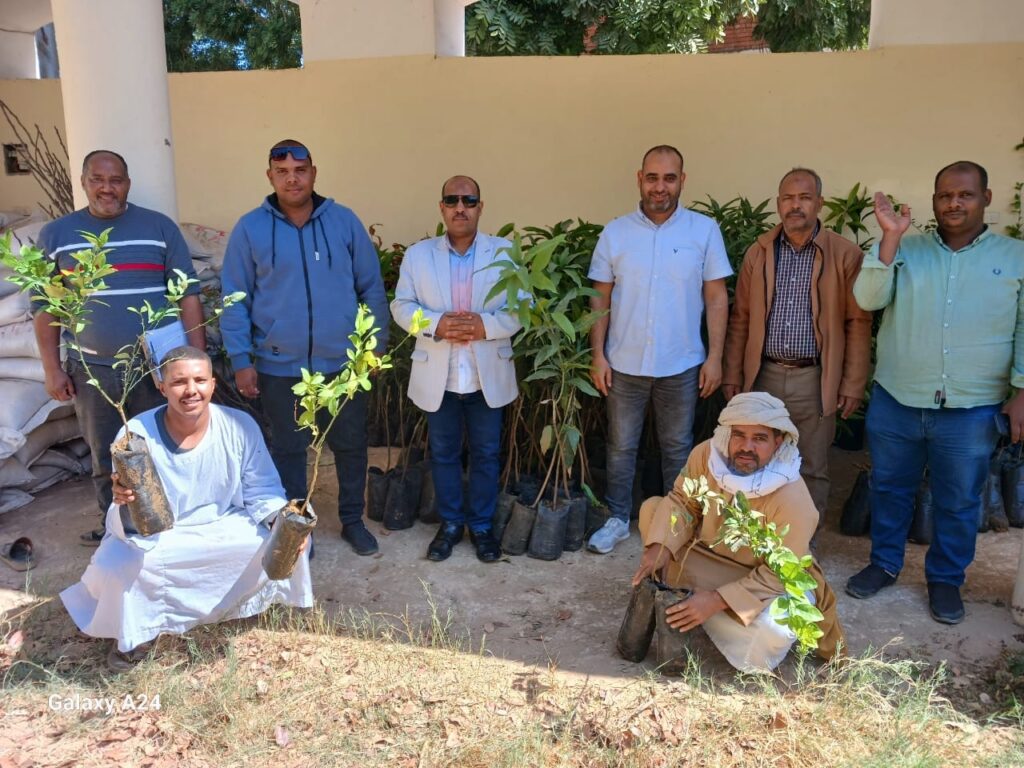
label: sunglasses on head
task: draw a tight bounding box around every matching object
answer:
[268,146,311,162]
[441,194,480,208]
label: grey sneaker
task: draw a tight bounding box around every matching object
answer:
[587,517,630,554]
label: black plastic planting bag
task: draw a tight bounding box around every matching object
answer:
[908,476,933,545]
[1001,445,1024,527]
[366,466,390,522]
[492,490,517,543]
[562,495,587,551]
[384,465,422,530]
[840,469,871,537]
[111,434,173,536]
[984,458,1009,532]
[417,460,439,524]
[500,499,536,556]
[617,578,659,662]
[528,499,568,561]
[653,587,697,676]
[263,501,317,580]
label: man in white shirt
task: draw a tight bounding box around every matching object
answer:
[391,176,521,562]
[588,145,732,554]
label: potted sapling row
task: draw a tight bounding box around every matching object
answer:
[263,304,428,579]
[0,229,244,537]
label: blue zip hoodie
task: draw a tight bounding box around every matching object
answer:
[220,193,389,377]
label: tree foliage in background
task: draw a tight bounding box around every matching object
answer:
[466,0,870,56]
[164,0,301,72]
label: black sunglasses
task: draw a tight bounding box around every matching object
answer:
[441,194,480,208]
[269,146,311,162]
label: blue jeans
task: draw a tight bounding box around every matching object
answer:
[425,390,504,532]
[605,366,700,523]
[259,372,368,526]
[866,384,1000,586]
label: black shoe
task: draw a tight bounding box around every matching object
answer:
[927,582,965,625]
[341,522,379,556]
[427,523,464,562]
[845,564,897,599]
[79,528,104,547]
[468,528,501,563]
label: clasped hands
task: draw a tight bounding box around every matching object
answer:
[436,311,486,343]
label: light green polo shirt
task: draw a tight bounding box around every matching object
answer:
[853,229,1024,409]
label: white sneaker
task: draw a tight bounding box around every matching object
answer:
[587,517,631,554]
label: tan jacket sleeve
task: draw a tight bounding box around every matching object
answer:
[713,483,817,626]
[839,246,873,400]
[722,246,757,388]
[643,453,704,560]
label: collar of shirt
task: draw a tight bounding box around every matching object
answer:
[929,225,990,254]
[446,234,479,260]
[780,220,821,250]
[633,202,684,229]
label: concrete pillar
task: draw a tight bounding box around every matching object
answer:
[50,0,178,218]
[0,30,40,79]
[434,0,469,57]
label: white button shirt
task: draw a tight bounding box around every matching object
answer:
[589,204,731,377]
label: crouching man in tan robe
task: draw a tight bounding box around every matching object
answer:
[632,392,843,672]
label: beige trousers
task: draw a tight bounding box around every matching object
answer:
[753,362,835,527]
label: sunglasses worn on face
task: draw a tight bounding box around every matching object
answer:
[441,195,480,208]
[269,146,311,162]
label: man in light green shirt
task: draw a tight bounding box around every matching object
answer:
[846,161,1024,626]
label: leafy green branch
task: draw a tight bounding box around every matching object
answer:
[680,475,825,653]
[291,305,429,514]
[0,228,243,434]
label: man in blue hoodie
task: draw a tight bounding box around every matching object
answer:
[221,140,388,556]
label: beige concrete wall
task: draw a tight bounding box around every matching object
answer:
[295,0,436,61]
[871,0,1024,47]
[2,43,1023,243]
[0,78,65,215]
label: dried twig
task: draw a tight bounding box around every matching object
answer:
[0,98,73,218]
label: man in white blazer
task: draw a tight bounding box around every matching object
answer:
[391,176,522,562]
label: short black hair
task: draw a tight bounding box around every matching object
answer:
[934,161,988,192]
[82,149,128,176]
[641,145,684,171]
[160,345,212,372]
[440,175,481,198]
[779,167,823,196]
[268,139,312,167]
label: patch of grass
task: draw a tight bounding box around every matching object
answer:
[2,594,1023,767]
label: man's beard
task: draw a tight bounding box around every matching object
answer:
[727,452,762,476]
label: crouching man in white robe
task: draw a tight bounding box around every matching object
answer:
[61,346,312,670]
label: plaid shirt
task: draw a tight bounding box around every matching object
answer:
[764,223,820,362]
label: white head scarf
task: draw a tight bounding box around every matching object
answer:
[707,392,802,499]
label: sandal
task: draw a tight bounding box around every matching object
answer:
[106,640,154,672]
[79,528,104,547]
[0,537,35,572]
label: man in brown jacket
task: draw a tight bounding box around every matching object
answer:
[722,168,871,527]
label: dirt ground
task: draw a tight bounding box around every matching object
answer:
[2,445,1022,691]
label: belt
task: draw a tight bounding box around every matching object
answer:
[764,357,819,369]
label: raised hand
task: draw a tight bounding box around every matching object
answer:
[873,191,912,237]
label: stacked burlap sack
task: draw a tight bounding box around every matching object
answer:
[180,223,228,350]
[0,222,90,514]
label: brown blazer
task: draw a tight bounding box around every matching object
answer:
[641,440,845,661]
[722,223,872,416]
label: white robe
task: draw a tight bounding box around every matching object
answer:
[61,403,313,652]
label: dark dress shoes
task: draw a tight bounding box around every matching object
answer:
[469,528,501,563]
[427,523,464,561]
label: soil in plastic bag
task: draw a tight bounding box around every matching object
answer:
[384,464,422,530]
[840,468,871,536]
[493,490,517,543]
[562,495,587,551]
[501,499,536,556]
[514,476,541,507]
[908,475,933,545]
[417,460,439,524]
[617,578,659,662]
[1001,445,1024,528]
[263,500,317,580]
[528,499,569,561]
[983,457,1009,532]
[366,466,390,522]
[111,433,173,537]
[654,587,711,676]
[586,500,612,538]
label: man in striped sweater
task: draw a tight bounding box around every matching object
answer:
[34,149,204,545]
